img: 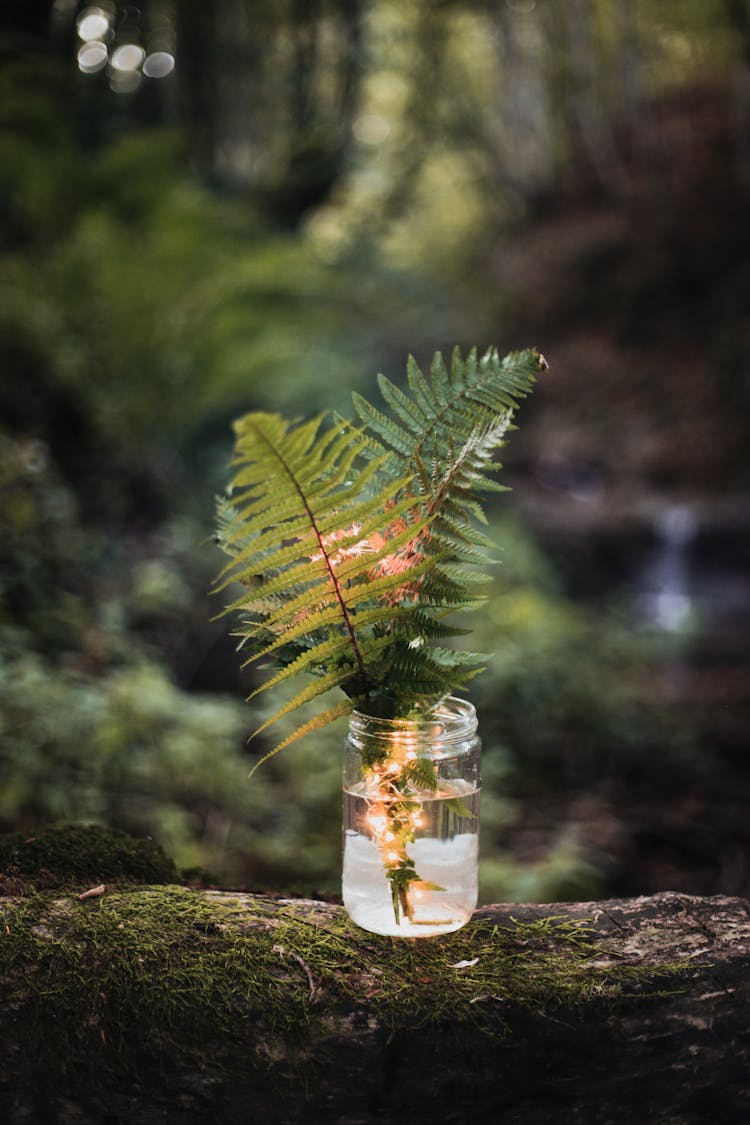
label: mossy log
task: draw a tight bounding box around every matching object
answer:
[1,830,750,1124]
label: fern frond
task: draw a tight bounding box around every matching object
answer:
[216,346,546,751]
[247,700,354,778]
[248,660,361,739]
[350,392,414,457]
[376,371,428,434]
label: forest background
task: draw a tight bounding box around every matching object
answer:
[1,0,749,905]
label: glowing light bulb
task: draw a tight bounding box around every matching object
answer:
[366,801,389,837]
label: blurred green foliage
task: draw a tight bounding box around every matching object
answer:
[0,424,678,901]
[1,0,740,904]
[1,138,365,463]
[472,519,671,778]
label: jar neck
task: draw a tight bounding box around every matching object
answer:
[348,696,477,752]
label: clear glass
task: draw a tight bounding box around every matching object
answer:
[342,697,481,937]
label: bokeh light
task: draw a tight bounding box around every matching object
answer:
[353,114,391,145]
[109,67,142,94]
[111,44,146,72]
[76,6,112,42]
[143,51,176,79]
[77,41,108,73]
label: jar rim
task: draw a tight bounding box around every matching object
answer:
[349,695,477,743]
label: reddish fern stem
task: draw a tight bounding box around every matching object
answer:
[249,420,371,695]
[308,508,370,691]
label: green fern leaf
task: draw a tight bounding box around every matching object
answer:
[247,700,354,778]
[215,345,546,754]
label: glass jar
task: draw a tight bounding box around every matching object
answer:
[342,696,481,937]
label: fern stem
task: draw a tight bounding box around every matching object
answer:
[311,518,370,693]
[247,418,371,698]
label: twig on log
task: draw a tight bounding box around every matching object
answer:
[273,942,320,1003]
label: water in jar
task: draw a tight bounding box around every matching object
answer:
[342,778,479,937]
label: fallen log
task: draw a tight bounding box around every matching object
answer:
[1,827,749,1123]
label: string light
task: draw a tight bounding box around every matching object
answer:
[360,728,435,923]
[366,808,388,835]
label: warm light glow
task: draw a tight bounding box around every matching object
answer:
[143,51,175,79]
[362,729,433,924]
[367,811,387,834]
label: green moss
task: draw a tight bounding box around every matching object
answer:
[0,828,681,1107]
[0,884,680,1102]
[272,904,677,1035]
[0,823,178,893]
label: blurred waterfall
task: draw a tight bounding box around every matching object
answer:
[637,503,697,631]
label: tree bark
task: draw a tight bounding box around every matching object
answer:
[1,890,749,1124]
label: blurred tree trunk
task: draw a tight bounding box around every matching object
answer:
[725,0,750,184]
[268,0,363,223]
[492,0,554,203]
[558,0,627,194]
[436,0,648,216]
[174,0,220,178]
[725,0,750,60]
[352,0,451,235]
[174,0,363,224]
